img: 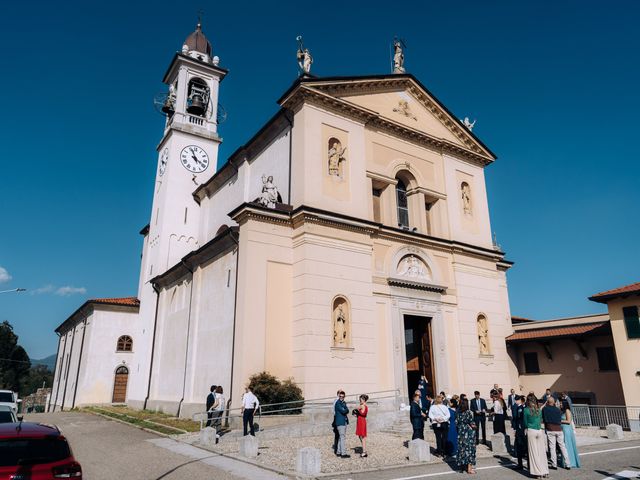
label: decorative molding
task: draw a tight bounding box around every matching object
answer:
[280,84,494,167]
[330,347,354,359]
[366,170,398,186]
[287,77,494,163]
[387,276,447,293]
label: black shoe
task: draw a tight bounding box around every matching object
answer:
[550,466,557,470]
[565,466,571,470]
[341,454,351,458]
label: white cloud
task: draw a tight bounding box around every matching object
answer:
[0,267,11,283]
[30,284,55,295]
[55,286,87,296]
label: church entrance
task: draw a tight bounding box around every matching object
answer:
[404,315,435,402]
[112,366,128,403]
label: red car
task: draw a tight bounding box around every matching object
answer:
[0,422,82,479]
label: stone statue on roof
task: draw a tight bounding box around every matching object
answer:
[393,38,405,74]
[296,36,313,75]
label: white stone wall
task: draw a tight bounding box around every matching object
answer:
[146,248,237,417]
[199,126,291,242]
[49,307,139,410]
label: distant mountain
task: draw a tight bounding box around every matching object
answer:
[30,354,57,371]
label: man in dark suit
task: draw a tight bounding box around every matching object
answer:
[512,395,528,469]
[205,385,217,427]
[507,388,517,428]
[410,392,426,440]
[471,390,487,445]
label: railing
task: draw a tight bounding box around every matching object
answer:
[188,115,204,126]
[193,389,401,431]
[572,404,640,430]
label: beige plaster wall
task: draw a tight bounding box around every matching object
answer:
[290,222,379,400]
[511,335,625,405]
[344,90,465,147]
[291,105,369,219]
[608,297,640,405]
[453,257,514,395]
[231,219,293,407]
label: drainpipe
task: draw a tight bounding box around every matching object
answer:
[71,318,88,409]
[47,333,62,412]
[177,261,195,418]
[143,283,161,410]
[60,324,78,411]
[228,229,240,411]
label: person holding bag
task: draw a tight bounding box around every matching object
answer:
[428,394,451,457]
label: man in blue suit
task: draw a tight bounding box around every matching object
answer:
[334,390,350,458]
[471,390,487,445]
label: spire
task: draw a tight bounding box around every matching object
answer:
[184,20,212,56]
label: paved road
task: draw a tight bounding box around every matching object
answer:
[330,440,640,479]
[24,412,281,480]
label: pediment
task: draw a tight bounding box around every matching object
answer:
[285,75,495,161]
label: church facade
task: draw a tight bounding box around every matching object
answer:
[50,25,516,417]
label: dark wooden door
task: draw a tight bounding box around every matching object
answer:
[112,366,128,403]
[405,316,435,400]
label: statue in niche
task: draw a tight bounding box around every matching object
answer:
[461,182,472,215]
[393,99,417,121]
[328,138,347,176]
[333,303,348,347]
[258,174,280,208]
[477,315,490,355]
[397,255,427,278]
[296,36,313,75]
[393,38,405,74]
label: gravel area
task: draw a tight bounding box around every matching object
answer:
[196,431,497,475]
[184,426,640,476]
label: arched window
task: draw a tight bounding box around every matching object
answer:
[116,335,133,352]
[186,77,210,117]
[396,178,409,228]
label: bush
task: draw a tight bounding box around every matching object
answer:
[247,372,304,415]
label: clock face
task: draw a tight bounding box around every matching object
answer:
[180,145,209,173]
[159,148,169,176]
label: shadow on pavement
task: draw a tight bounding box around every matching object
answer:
[154,454,220,480]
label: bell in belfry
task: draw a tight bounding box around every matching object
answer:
[187,92,206,116]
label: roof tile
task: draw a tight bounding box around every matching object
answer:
[506,322,608,342]
[589,282,640,303]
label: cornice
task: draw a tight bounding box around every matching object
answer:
[281,85,493,167]
[228,203,508,265]
[294,76,495,162]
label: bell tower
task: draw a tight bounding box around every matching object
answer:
[143,22,227,284]
[129,22,227,408]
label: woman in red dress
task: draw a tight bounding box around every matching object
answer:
[355,394,369,457]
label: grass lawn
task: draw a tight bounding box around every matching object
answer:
[83,405,201,434]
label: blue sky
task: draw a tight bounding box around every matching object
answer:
[1,1,639,358]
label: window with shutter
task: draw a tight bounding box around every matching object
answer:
[623,306,640,339]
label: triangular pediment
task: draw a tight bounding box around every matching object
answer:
[282,75,495,161]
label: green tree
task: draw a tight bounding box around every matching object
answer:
[247,371,304,414]
[21,364,53,396]
[0,320,32,393]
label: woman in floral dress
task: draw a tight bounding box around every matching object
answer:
[456,398,477,474]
